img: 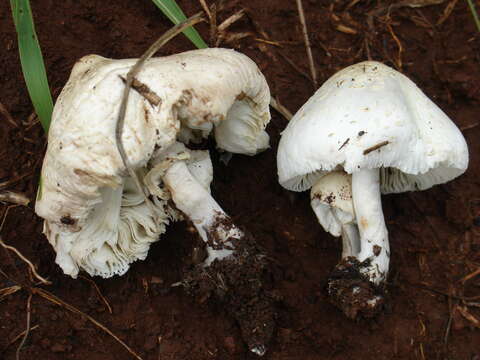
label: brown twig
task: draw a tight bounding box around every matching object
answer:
[437,0,459,25]
[363,140,389,155]
[461,122,479,132]
[115,12,205,218]
[386,23,403,70]
[80,275,113,314]
[0,171,35,191]
[0,236,51,285]
[15,293,32,360]
[0,101,18,128]
[6,325,39,350]
[216,9,246,46]
[198,0,212,21]
[0,285,22,301]
[295,0,318,88]
[32,287,143,360]
[456,305,480,328]
[277,51,312,82]
[0,192,30,206]
[269,97,293,121]
[460,267,480,284]
[411,283,480,301]
[218,8,245,33]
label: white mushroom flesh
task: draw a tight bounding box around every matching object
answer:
[36,48,271,278]
[163,160,242,265]
[352,168,390,284]
[310,171,360,258]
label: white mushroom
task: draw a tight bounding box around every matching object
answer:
[36,48,271,279]
[277,61,468,317]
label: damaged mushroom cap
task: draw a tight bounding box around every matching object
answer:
[277,61,468,194]
[35,48,270,278]
[310,171,355,237]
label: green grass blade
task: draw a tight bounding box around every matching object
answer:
[10,0,53,132]
[151,0,208,49]
[466,0,480,33]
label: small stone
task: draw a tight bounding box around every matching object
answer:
[224,336,236,354]
[51,343,67,353]
[144,335,158,351]
[150,276,164,285]
[40,338,51,349]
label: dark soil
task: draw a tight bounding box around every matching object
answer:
[183,229,276,356]
[1,0,480,359]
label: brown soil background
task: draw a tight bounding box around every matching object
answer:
[1,0,480,359]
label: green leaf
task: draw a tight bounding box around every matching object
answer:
[467,0,480,33]
[10,0,53,132]
[151,0,208,49]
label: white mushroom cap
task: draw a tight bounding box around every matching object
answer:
[35,48,270,278]
[277,61,468,193]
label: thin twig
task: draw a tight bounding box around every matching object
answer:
[16,293,32,360]
[218,8,245,33]
[0,171,35,191]
[0,192,30,206]
[363,140,389,155]
[295,0,317,88]
[0,285,22,301]
[7,325,39,349]
[115,12,205,216]
[386,23,403,70]
[198,0,212,21]
[0,102,18,128]
[269,97,293,121]
[80,275,113,314]
[32,287,143,360]
[460,267,480,284]
[411,283,480,301]
[461,122,479,132]
[466,0,480,33]
[0,236,51,285]
[277,51,312,82]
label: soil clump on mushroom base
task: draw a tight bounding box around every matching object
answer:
[1,0,480,359]
[182,229,276,355]
[327,257,385,319]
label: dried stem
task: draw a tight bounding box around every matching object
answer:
[80,275,113,314]
[466,0,480,33]
[15,293,32,360]
[198,0,212,21]
[295,0,318,88]
[32,287,143,360]
[269,97,293,121]
[0,236,51,285]
[115,12,205,214]
[0,101,18,128]
[0,192,30,206]
[0,285,22,301]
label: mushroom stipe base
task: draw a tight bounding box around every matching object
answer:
[181,231,276,356]
[327,257,385,319]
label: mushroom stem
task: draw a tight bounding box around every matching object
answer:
[351,168,390,284]
[164,160,275,356]
[341,224,360,258]
[163,160,242,265]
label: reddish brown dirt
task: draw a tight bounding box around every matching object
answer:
[1,0,480,359]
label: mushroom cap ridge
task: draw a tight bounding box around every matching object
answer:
[277,61,468,193]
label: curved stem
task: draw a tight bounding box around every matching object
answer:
[163,160,242,264]
[351,168,390,284]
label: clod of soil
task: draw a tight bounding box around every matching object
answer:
[327,257,384,319]
[182,231,276,356]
